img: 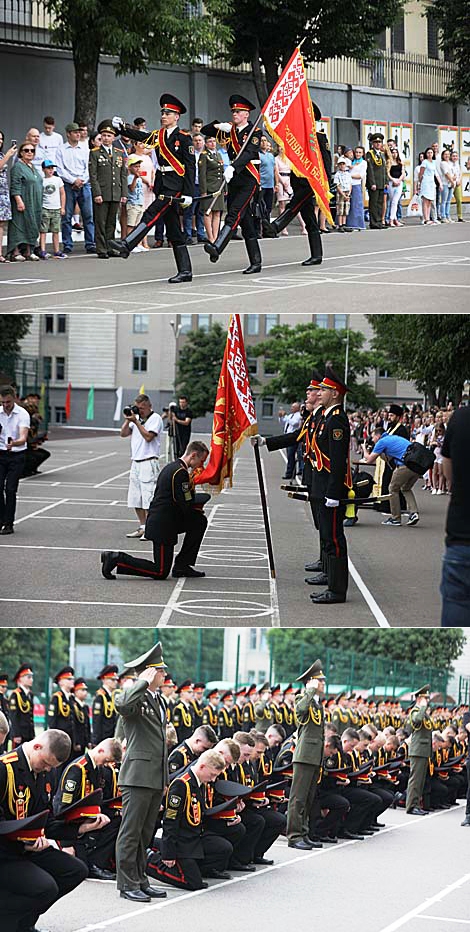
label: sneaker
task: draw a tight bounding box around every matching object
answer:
[12,254,26,261]
[38,250,50,260]
[126,527,145,538]
[54,251,68,258]
[72,222,83,231]
[437,489,445,495]
[431,488,437,495]
[407,513,420,526]
[28,253,40,261]
[133,245,146,253]
[382,517,401,526]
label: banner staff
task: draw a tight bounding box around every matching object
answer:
[253,444,276,580]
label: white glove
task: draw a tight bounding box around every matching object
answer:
[112,116,124,129]
[325,498,340,508]
[179,196,193,208]
[250,434,266,447]
[224,165,235,183]
[216,122,232,133]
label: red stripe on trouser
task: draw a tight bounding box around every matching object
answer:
[332,508,339,557]
[159,544,164,576]
[296,193,312,212]
[116,561,162,577]
[144,195,181,230]
[230,184,257,231]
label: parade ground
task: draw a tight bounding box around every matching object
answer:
[0,432,448,627]
[44,804,468,932]
[0,222,469,313]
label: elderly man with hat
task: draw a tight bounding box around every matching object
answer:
[92,665,119,746]
[54,122,96,254]
[405,684,433,816]
[202,95,263,274]
[9,663,35,747]
[263,101,332,266]
[286,660,326,849]
[114,642,169,902]
[365,133,388,229]
[109,94,195,283]
[89,119,128,258]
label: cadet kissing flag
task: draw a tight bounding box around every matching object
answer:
[262,47,333,224]
[194,314,258,493]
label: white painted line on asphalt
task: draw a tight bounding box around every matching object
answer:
[348,558,391,628]
[374,872,470,932]
[156,502,220,627]
[13,499,69,525]
[418,919,470,926]
[93,468,130,488]
[22,451,118,476]
[0,598,171,608]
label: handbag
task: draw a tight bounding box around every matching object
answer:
[407,194,422,218]
[403,441,435,475]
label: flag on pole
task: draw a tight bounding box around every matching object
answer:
[262,48,333,223]
[113,387,123,421]
[38,382,46,420]
[86,385,95,421]
[65,382,72,421]
[194,314,258,493]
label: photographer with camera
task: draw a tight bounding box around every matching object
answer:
[120,394,163,540]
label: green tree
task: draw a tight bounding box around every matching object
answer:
[176,323,228,418]
[253,323,380,409]
[366,315,470,407]
[0,315,33,382]
[0,629,69,696]
[220,0,405,103]
[426,0,470,103]
[112,629,224,683]
[43,0,231,127]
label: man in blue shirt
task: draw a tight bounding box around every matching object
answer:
[363,427,420,526]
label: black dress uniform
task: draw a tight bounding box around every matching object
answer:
[109,94,195,283]
[0,745,88,932]
[202,95,262,274]
[0,675,10,753]
[263,101,332,266]
[168,740,198,776]
[218,697,234,739]
[72,679,91,756]
[92,668,118,746]
[310,367,352,604]
[202,700,219,731]
[101,457,208,581]
[48,680,75,770]
[242,689,257,732]
[172,689,196,744]
[8,665,35,747]
[89,119,128,258]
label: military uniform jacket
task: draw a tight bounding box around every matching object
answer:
[242,701,256,731]
[146,459,199,545]
[280,702,296,737]
[172,700,195,744]
[92,688,117,745]
[168,741,197,776]
[366,149,387,189]
[332,706,350,735]
[409,704,433,757]
[202,704,218,730]
[254,700,273,733]
[232,704,244,730]
[0,693,10,748]
[311,405,351,501]
[72,698,91,753]
[291,132,332,197]
[0,746,78,859]
[115,679,168,790]
[47,689,74,740]
[120,123,195,197]
[54,749,101,813]
[191,699,203,724]
[217,706,234,739]
[293,687,324,766]
[8,687,35,745]
[204,120,260,187]
[161,767,205,860]
[89,145,128,202]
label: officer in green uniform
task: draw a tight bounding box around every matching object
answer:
[254,683,273,733]
[286,659,325,850]
[89,119,128,258]
[115,642,168,902]
[365,133,388,230]
[405,684,433,815]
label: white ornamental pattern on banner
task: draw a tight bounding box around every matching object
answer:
[227,316,257,424]
[264,51,305,129]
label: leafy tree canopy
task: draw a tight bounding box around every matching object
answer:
[366,315,470,407]
[0,315,32,356]
[176,323,228,418]
[426,0,470,103]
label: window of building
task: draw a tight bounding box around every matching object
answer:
[247,353,258,376]
[379,368,391,378]
[263,353,276,377]
[132,349,147,372]
[316,314,329,328]
[265,314,279,334]
[55,406,67,424]
[45,315,54,334]
[427,15,439,59]
[247,670,255,682]
[246,315,259,336]
[262,398,274,418]
[57,315,66,334]
[259,630,267,651]
[197,314,210,331]
[133,314,149,333]
[249,628,257,649]
[376,30,387,51]
[258,670,266,682]
[391,14,405,53]
[334,314,348,330]
[43,356,52,380]
[55,357,65,381]
[179,314,193,335]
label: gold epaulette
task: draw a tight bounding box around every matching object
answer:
[91,146,100,151]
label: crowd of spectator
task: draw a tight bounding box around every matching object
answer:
[0,117,468,262]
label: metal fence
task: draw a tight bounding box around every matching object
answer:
[1,0,456,99]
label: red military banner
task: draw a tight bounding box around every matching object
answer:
[263,47,333,223]
[194,314,258,492]
[65,382,72,421]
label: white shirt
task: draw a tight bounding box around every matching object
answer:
[55,141,90,184]
[284,410,302,432]
[350,160,367,186]
[38,130,63,165]
[129,411,163,460]
[0,403,30,452]
[42,175,64,210]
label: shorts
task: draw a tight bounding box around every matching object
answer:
[127,458,160,510]
[40,207,62,233]
[126,204,144,227]
[336,193,350,218]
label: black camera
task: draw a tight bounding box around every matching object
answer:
[123,405,139,417]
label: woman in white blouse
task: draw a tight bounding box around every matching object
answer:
[450,151,463,221]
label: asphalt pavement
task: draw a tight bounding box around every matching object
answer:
[42,804,469,932]
[0,434,449,627]
[0,221,469,312]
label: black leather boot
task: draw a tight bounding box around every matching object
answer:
[311,555,348,604]
[108,221,148,258]
[204,224,232,263]
[262,205,297,238]
[243,238,262,274]
[168,244,192,283]
[302,228,323,266]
